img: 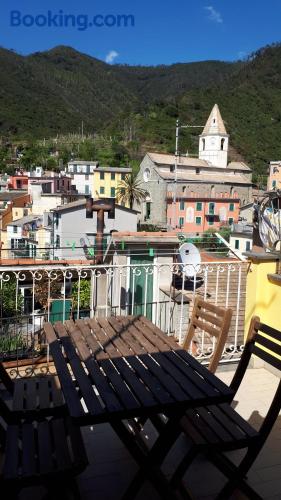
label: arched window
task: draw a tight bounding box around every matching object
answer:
[230,186,234,196]
[211,185,215,196]
[221,138,225,151]
[202,138,205,151]
[182,186,186,193]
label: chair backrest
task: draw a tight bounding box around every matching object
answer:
[0,362,14,394]
[230,317,281,446]
[182,297,233,373]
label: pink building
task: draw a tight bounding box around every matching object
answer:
[167,194,239,233]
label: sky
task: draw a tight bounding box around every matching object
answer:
[1,0,281,65]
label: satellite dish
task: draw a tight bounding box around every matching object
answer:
[178,243,201,278]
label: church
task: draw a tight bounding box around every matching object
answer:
[137,104,253,233]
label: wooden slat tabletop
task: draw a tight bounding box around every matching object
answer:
[44,315,234,425]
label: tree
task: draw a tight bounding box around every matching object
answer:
[116,173,147,209]
[0,279,23,318]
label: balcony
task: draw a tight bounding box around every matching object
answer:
[0,256,280,499]
[0,260,246,367]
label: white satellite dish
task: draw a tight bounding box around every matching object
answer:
[178,243,201,278]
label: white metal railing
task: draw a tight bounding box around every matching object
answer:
[0,261,247,371]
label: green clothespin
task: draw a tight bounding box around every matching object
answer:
[121,241,125,251]
[72,243,76,252]
[88,248,95,257]
[149,247,154,257]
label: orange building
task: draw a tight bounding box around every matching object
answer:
[8,174,28,190]
[167,194,239,233]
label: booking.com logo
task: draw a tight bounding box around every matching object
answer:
[10,10,135,31]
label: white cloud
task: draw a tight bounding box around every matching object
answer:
[205,5,223,24]
[105,50,119,64]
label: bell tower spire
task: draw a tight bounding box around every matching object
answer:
[199,104,229,168]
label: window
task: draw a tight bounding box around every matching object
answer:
[100,186,105,195]
[111,187,116,197]
[196,168,200,174]
[100,172,105,180]
[246,241,251,252]
[221,138,225,151]
[195,216,201,225]
[202,138,205,151]
[85,185,90,195]
[13,226,17,233]
[145,202,151,220]
[85,174,89,181]
[180,200,185,211]
[196,202,202,211]
[272,180,277,188]
[111,173,115,181]
[179,217,184,227]
[208,216,214,226]
[229,203,234,212]
[229,218,234,225]
[209,202,215,215]
[235,240,240,250]
[121,173,126,181]
[55,235,60,249]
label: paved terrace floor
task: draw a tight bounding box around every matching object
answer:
[20,366,281,500]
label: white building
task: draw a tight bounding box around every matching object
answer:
[51,199,138,260]
[66,161,98,196]
[229,223,253,254]
[199,104,229,168]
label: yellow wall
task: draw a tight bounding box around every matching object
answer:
[93,171,127,204]
[245,258,281,337]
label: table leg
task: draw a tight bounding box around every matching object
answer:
[111,413,191,500]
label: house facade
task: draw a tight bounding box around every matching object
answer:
[65,161,132,202]
[167,195,240,233]
[137,105,253,230]
[229,223,253,254]
[52,200,138,260]
[268,161,281,190]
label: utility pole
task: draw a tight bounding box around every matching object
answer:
[172,119,204,229]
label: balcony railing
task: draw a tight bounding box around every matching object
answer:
[0,260,247,375]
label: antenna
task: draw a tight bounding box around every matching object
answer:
[178,242,202,278]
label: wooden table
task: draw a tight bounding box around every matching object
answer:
[44,315,234,499]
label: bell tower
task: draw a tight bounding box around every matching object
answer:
[199,104,229,168]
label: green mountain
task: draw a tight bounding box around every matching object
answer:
[1,43,281,174]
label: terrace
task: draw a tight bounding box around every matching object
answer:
[0,250,280,499]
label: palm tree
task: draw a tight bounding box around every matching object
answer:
[116,173,147,209]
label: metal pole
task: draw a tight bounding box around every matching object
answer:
[173,119,180,229]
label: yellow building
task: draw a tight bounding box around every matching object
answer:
[93,167,132,204]
[245,254,281,334]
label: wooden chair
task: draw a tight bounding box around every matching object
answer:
[0,395,88,499]
[171,317,281,500]
[182,297,233,373]
[0,360,66,419]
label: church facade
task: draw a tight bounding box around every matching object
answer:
[137,104,253,232]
